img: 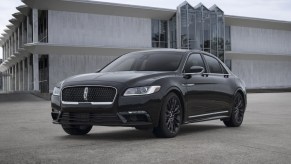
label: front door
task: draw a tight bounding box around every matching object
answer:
[183,53,214,118]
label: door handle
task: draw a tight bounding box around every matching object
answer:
[202,73,208,77]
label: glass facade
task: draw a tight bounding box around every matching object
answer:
[151,19,168,48]
[177,3,225,61]
[169,15,177,48]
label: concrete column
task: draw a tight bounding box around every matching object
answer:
[7,69,10,92]
[2,44,4,61]
[6,70,8,92]
[3,72,6,92]
[4,44,6,60]
[17,28,20,49]
[7,39,9,59]
[3,71,6,92]
[11,67,14,91]
[33,54,39,91]
[21,22,25,47]
[22,59,26,91]
[18,62,21,91]
[27,56,31,90]
[14,65,17,91]
[32,9,38,43]
[176,8,181,49]
[14,32,17,53]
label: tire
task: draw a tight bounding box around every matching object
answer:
[62,124,92,135]
[153,93,182,138]
[223,93,246,127]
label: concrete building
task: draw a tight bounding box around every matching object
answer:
[0,59,2,90]
[0,0,291,93]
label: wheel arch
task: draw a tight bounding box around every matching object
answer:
[234,88,247,107]
[165,86,186,124]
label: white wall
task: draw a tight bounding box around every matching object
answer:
[49,54,117,91]
[231,26,291,55]
[48,10,151,48]
[231,57,291,89]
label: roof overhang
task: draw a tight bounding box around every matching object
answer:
[225,15,291,31]
[17,5,30,16]
[4,29,13,36]
[24,43,149,56]
[12,12,25,22]
[22,0,176,20]
[225,51,291,61]
[6,24,16,31]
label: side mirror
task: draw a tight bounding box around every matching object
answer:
[189,66,205,74]
[183,66,205,79]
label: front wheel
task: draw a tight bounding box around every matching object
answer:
[62,125,92,135]
[153,93,182,138]
[223,93,246,127]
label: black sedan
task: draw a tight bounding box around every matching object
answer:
[51,50,247,138]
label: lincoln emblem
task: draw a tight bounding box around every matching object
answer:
[83,87,88,101]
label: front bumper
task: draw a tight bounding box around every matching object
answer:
[51,93,162,127]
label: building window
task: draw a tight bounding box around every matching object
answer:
[152,19,168,48]
[38,10,48,43]
[225,26,231,51]
[169,15,177,48]
[23,17,27,44]
[19,25,23,47]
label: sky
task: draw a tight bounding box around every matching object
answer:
[1,0,291,59]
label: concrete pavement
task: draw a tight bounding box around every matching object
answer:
[0,93,291,164]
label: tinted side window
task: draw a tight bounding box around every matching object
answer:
[184,54,205,73]
[203,55,223,74]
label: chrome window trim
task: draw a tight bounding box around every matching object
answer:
[181,52,230,76]
[61,85,118,105]
[188,111,229,118]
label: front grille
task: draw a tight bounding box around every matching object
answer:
[59,112,122,124]
[62,86,116,102]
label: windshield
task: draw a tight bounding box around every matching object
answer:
[100,51,183,72]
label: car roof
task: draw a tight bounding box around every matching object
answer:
[135,49,217,58]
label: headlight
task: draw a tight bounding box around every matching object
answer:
[53,87,61,96]
[124,86,161,96]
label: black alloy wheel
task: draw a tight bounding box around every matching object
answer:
[223,93,245,127]
[153,93,182,138]
[62,125,93,135]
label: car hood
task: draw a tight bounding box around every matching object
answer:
[63,71,175,87]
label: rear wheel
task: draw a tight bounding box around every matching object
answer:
[153,93,182,138]
[62,125,92,135]
[223,93,245,127]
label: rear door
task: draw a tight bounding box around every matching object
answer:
[202,54,233,113]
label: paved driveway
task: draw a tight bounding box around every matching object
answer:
[0,93,291,164]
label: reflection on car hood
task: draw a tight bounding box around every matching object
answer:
[64,71,174,85]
